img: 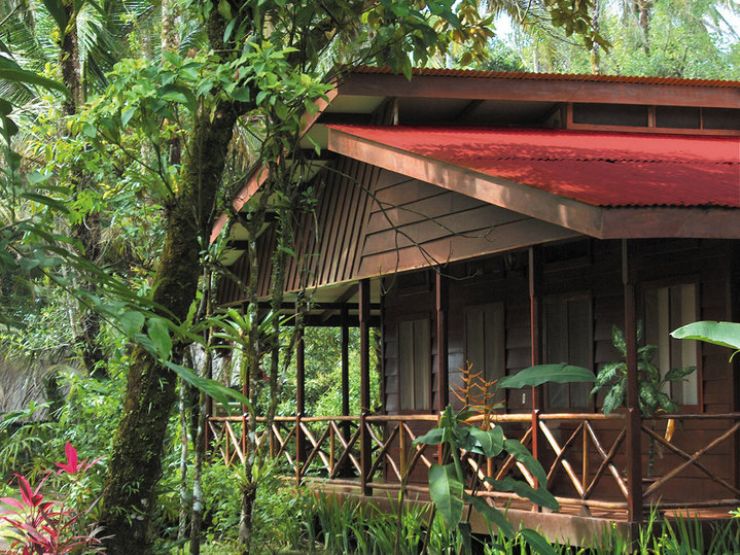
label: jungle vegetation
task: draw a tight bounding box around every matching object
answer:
[0,0,737,553]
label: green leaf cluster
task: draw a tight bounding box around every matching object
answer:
[592,326,697,416]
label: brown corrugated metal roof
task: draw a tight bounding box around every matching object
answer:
[353,66,740,89]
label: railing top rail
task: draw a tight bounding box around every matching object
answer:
[209,411,631,424]
[365,414,439,422]
[539,413,625,422]
[644,412,740,421]
[301,415,359,422]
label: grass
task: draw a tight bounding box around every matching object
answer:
[288,495,740,554]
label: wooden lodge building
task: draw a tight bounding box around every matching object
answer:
[209,68,740,545]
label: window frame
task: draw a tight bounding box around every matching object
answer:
[638,276,703,413]
[542,291,595,412]
[397,312,433,414]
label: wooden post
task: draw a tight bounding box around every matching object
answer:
[399,423,408,482]
[528,247,543,502]
[295,326,305,486]
[435,271,449,410]
[622,239,643,527]
[359,279,372,495]
[435,271,449,465]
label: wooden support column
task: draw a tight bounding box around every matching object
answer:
[622,239,643,527]
[435,271,449,466]
[295,325,305,486]
[359,279,372,495]
[528,248,543,512]
[528,247,543,499]
[435,271,449,411]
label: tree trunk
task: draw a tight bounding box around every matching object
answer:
[189,386,206,555]
[177,375,190,541]
[99,102,242,554]
[58,6,108,378]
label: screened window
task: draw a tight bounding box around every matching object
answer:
[465,303,506,404]
[644,283,699,406]
[399,318,431,411]
[544,294,593,409]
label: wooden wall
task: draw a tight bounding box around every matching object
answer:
[381,239,738,501]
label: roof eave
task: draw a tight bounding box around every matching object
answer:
[327,126,740,240]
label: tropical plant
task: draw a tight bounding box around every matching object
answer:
[591,325,696,416]
[0,443,103,554]
[672,320,740,362]
[414,362,595,555]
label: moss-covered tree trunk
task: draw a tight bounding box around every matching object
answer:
[99,101,242,554]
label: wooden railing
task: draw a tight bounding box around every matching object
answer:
[640,413,740,509]
[207,411,739,518]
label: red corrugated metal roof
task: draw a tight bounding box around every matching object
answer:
[353,66,740,89]
[327,125,740,208]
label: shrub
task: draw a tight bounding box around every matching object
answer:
[0,443,103,554]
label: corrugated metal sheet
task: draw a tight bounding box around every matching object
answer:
[326,125,740,208]
[353,66,740,89]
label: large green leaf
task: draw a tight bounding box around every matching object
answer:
[663,366,696,382]
[413,427,445,446]
[486,477,559,511]
[147,317,172,359]
[164,360,250,410]
[671,321,740,352]
[467,426,504,458]
[520,529,557,555]
[602,379,625,415]
[0,57,67,95]
[465,495,514,538]
[498,364,595,389]
[503,439,547,486]
[428,463,464,528]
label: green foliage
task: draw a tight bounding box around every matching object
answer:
[415,406,556,553]
[592,326,696,416]
[507,0,738,79]
[498,363,595,390]
[672,320,740,361]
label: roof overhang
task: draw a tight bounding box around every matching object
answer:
[211,68,740,243]
[338,67,740,109]
[326,125,740,240]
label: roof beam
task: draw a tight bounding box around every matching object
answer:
[601,208,740,239]
[338,73,740,109]
[327,127,740,240]
[327,126,607,238]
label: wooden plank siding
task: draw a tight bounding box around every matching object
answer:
[217,156,577,304]
[381,239,738,502]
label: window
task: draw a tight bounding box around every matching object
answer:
[544,294,593,409]
[572,103,649,127]
[644,283,699,406]
[399,318,431,411]
[465,303,506,404]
